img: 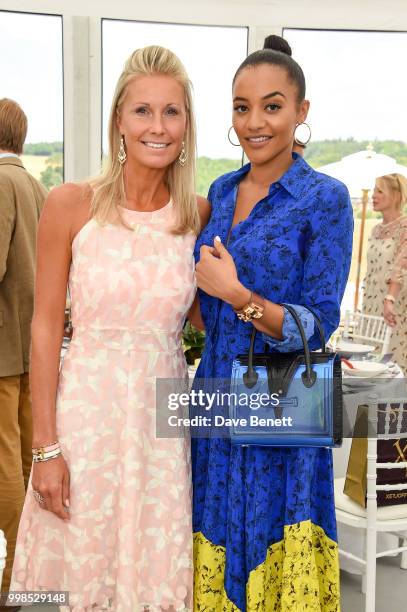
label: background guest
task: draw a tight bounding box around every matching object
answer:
[0,98,47,606]
[362,173,407,373]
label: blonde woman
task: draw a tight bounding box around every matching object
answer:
[10,46,208,611]
[363,172,407,373]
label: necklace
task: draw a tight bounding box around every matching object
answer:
[381,215,403,227]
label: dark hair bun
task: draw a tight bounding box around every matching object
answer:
[263,35,292,56]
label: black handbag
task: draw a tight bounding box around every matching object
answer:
[229,304,343,447]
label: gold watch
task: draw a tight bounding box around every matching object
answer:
[233,291,265,322]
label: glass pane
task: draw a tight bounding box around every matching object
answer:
[284,29,407,147]
[0,10,63,189]
[284,28,407,312]
[102,20,248,195]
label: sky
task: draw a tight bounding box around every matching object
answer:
[0,12,63,144]
[285,28,407,143]
[1,10,407,158]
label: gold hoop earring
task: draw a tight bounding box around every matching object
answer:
[178,141,187,166]
[294,122,311,146]
[118,135,127,165]
[228,126,240,147]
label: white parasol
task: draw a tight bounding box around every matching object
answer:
[317,145,407,199]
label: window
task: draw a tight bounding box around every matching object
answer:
[284,28,407,310]
[284,29,407,148]
[0,10,63,189]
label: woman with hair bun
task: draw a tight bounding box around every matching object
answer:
[9,46,209,611]
[192,35,353,610]
[363,172,407,373]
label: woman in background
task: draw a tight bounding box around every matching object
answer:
[191,35,353,610]
[362,173,407,373]
[10,46,208,611]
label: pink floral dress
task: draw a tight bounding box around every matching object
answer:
[10,201,196,611]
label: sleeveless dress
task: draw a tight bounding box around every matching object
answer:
[10,201,196,611]
[362,216,407,374]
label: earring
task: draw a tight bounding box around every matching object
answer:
[294,122,311,146]
[118,135,127,165]
[178,141,187,166]
[227,126,240,147]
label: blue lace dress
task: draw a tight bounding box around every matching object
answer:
[192,153,353,611]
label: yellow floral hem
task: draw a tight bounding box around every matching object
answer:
[193,520,340,611]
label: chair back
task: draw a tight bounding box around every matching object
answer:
[366,396,407,509]
[343,311,392,355]
[336,395,407,612]
[376,398,407,440]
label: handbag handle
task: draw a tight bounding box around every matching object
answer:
[298,304,326,351]
[243,303,324,389]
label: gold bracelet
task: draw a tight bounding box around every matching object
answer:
[384,294,396,303]
[233,291,265,322]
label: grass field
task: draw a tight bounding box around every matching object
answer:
[20,154,48,180]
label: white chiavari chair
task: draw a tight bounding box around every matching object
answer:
[334,396,407,612]
[342,311,392,356]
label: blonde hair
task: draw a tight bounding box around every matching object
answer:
[0,98,27,155]
[376,173,407,211]
[90,46,199,235]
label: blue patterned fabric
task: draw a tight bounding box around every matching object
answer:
[264,303,315,351]
[192,153,353,611]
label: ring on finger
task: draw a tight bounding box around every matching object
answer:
[32,490,45,504]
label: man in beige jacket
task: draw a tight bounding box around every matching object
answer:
[0,99,47,605]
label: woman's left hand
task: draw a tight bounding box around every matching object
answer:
[383,299,397,327]
[195,237,247,304]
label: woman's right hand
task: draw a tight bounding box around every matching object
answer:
[384,299,397,327]
[31,455,71,521]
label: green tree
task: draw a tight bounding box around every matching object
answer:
[305,139,407,168]
[40,165,63,190]
[40,152,63,190]
[197,156,241,196]
[24,141,63,156]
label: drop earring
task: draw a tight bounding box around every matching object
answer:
[178,141,187,166]
[118,135,127,165]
